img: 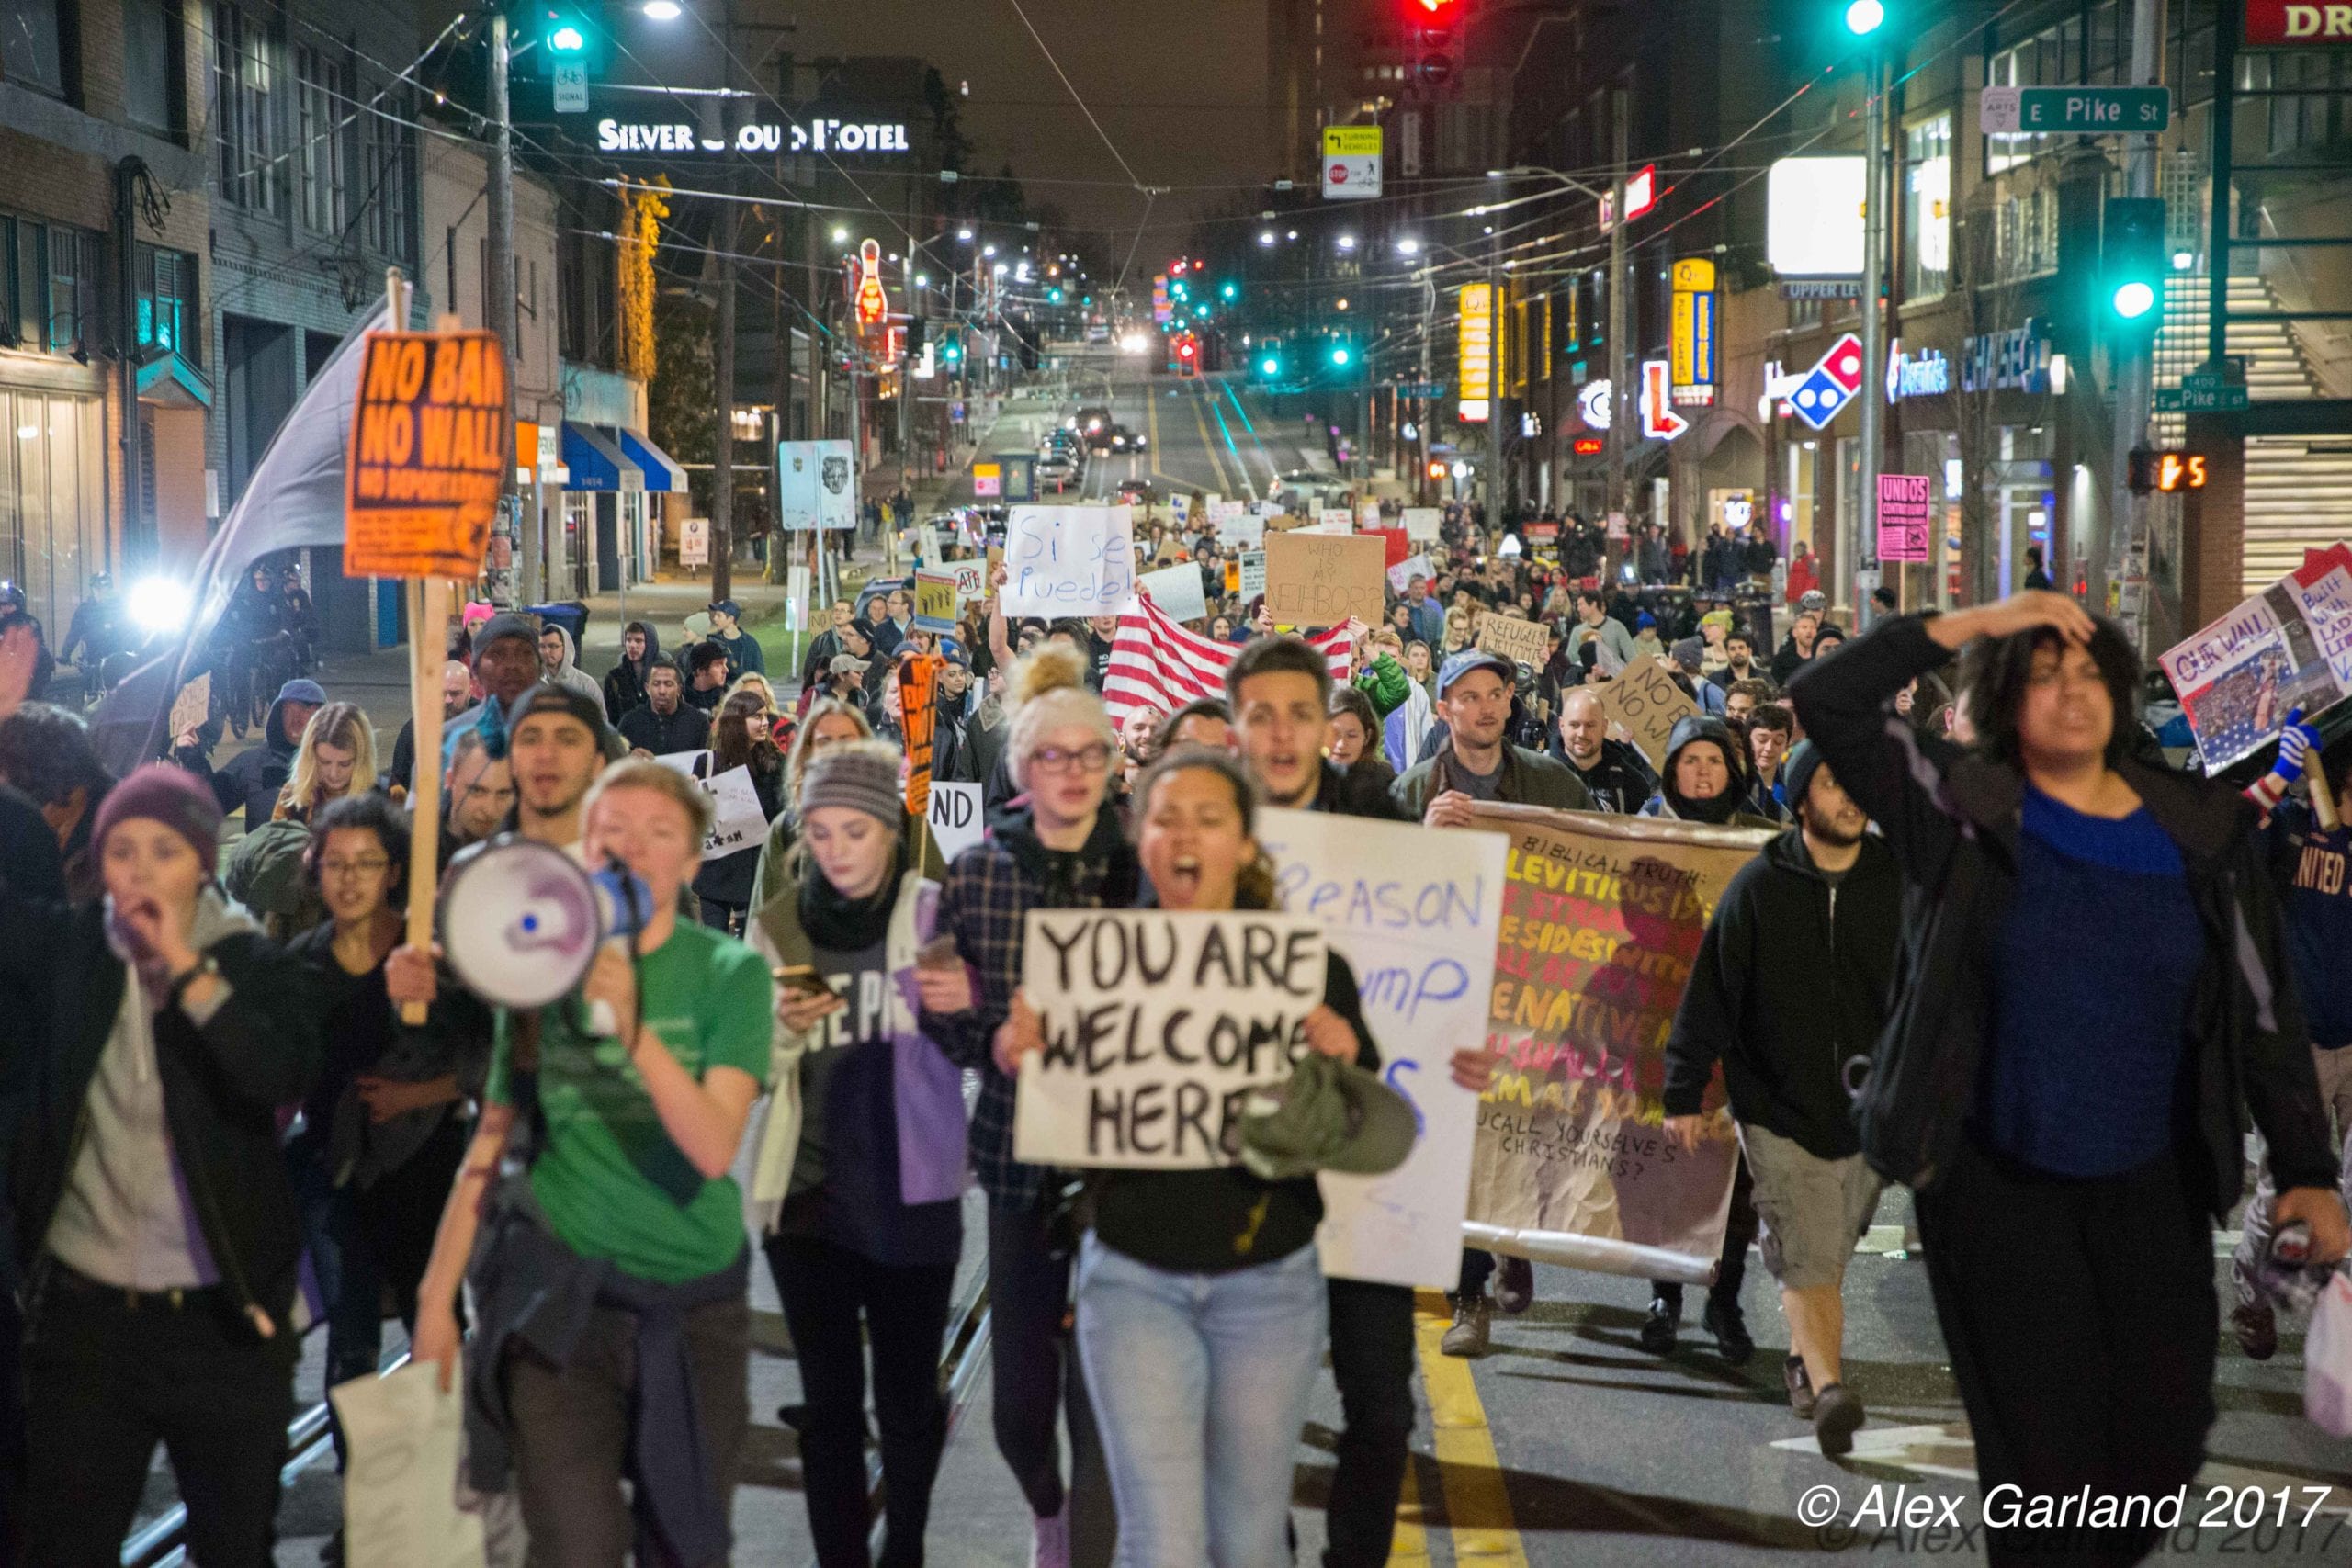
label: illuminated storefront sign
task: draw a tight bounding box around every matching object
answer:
[596,117,911,154]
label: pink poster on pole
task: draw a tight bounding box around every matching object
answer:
[1876,473,1932,564]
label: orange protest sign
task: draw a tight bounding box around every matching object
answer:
[900,650,943,815]
[344,330,512,579]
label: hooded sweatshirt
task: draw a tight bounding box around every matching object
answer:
[602,620,662,726]
[542,624,604,706]
[1640,714,1778,828]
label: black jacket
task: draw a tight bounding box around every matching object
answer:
[1661,830,1902,1158]
[0,892,323,1331]
[175,691,303,825]
[1311,758,1408,821]
[1551,738,1656,816]
[603,623,663,727]
[1789,613,2340,1211]
[619,702,712,756]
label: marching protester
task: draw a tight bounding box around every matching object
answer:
[705,598,766,678]
[6,764,322,1566]
[1550,687,1655,815]
[225,701,381,937]
[693,689,786,936]
[744,739,969,1568]
[539,622,603,706]
[174,674,325,826]
[620,659,713,757]
[389,660,473,794]
[411,760,772,1567]
[799,600,855,694]
[443,731,517,855]
[684,641,734,716]
[444,613,546,761]
[919,644,1140,1568]
[1324,684,1392,792]
[1662,742,1900,1454]
[1743,703,1795,824]
[996,746,1384,1567]
[748,698,876,911]
[1395,648,1589,1354]
[1792,591,2347,1564]
[0,699,112,902]
[505,686,614,855]
[604,619,663,727]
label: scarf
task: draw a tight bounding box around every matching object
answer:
[798,841,904,952]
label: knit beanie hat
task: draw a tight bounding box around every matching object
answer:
[1781,739,1826,819]
[799,739,905,828]
[94,763,222,869]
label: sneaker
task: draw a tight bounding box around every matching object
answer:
[1496,1255,1535,1315]
[1638,1294,1679,1356]
[2232,1301,2278,1362]
[1030,1498,1072,1568]
[1703,1292,1754,1366]
[1783,1354,1816,1419]
[1441,1293,1492,1358]
[1813,1382,1865,1457]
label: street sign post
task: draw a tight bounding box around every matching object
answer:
[1321,126,1382,201]
[1980,85,2170,135]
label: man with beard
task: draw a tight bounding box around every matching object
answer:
[1552,688,1655,814]
[1711,627,1763,694]
[798,600,854,694]
[1662,744,1899,1454]
[503,687,610,855]
[619,662,711,758]
[389,660,473,793]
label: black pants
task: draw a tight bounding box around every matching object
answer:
[326,1118,472,1462]
[987,1202,1073,1519]
[1654,1154,1758,1310]
[1323,1279,1416,1568]
[1917,1138,2215,1568]
[766,1233,956,1568]
[22,1269,297,1568]
[1456,1247,1495,1299]
[0,1283,25,1568]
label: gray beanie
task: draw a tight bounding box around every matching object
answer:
[799,739,904,827]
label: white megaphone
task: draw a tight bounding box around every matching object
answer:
[436,836,654,1010]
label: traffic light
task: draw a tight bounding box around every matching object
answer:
[1329,342,1353,369]
[1408,0,1468,88]
[1843,0,1886,34]
[1175,333,1198,375]
[2103,197,2167,347]
[1048,287,1065,304]
[1219,280,1238,301]
[940,331,964,368]
[531,3,605,73]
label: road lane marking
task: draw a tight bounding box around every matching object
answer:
[1391,1456,1431,1564]
[1412,1288,1529,1564]
[1188,381,1237,499]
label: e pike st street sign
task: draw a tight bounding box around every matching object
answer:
[1979,86,2170,136]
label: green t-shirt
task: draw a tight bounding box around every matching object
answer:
[487,920,774,1283]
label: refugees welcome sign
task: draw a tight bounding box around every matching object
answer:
[1013,909,1326,1168]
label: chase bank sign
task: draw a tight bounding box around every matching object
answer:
[596,117,911,154]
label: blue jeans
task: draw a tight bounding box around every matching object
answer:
[1074,1235,1326,1568]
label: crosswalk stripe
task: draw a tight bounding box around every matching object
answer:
[1411,1289,1529,1565]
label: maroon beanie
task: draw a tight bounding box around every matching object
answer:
[93,763,223,870]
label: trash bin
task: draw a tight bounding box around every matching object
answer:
[526,601,589,650]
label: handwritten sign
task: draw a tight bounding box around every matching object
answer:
[1265,532,1387,629]
[1464,804,1767,1282]
[1317,509,1355,535]
[699,764,769,862]
[1138,562,1208,624]
[345,330,512,579]
[1223,511,1266,547]
[1001,505,1136,616]
[927,780,984,863]
[655,749,710,776]
[1403,507,1442,542]
[2162,556,2352,768]
[1261,807,1501,1289]
[1386,554,1434,596]
[1592,657,1702,769]
[912,570,959,632]
[1013,909,1327,1168]
[1476,611,1551,668]
[1239,550,1267,602]
[167,671,211,740]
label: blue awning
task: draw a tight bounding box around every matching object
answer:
[616,427,687,492]
[561,423,642,492]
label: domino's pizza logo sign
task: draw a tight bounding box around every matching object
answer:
[1787,333,1866,432]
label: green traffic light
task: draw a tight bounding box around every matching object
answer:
[1844,0,1884,33]
[1220,282,1238,300]
[1261,356,1280,376]
[2111,280,2157,320]
[548,20,587,51]
[1049,288,1064,303]
[1329,345,1351,367]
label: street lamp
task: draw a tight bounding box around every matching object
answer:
[831,225,849,244]
[1844,0,1885,33]
[956,227,973,242]
[1336,233,1357,251]
[640,0,682,18]
[1396,236,1421,255]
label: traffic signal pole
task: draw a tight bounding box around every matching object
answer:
[708,0,739,603]
[2105,0,2165,629]
[1487,224,1505,530]
[488,10,530,602]
[1856,34,1886,616]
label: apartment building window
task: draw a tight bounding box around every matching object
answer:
[1904,115,1951,302]
[0,217,92,355]
[136,244,198,356]
[1994,181,2060,280]
[122,0,183,135]
[362,93,411,261]
[296,44,347,234]
[2,0,70,97]
[45,226,90,351]
[2240,51,2350,153]
[558,228,590,360]
[216,4,278,213]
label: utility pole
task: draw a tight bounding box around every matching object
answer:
[2106,0,2165,626]
[1856,34,1887,616]
[707,0,739,603]
[1487,224,1504,531]
[487,11,530,603]
[1606,88,1629,535]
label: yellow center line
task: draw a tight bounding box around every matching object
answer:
[1411,1288,1528,1565]
[1188,379,1237,500]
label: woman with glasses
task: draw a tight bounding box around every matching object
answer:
[288,795,486,1492]
[917,644,1139,1568]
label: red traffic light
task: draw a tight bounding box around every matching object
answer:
[1178,341,1196,360]
[1412,0,1462,12]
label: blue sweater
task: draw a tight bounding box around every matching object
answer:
[2272,803,2352,1049]
[1982,789,2202,1178]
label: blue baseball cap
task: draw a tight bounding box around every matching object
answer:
[938,637,971,667]
[1436,649,1516,697]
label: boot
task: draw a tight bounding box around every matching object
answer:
[1442,1292,1492,1358]
[1638,1293,1679,1355]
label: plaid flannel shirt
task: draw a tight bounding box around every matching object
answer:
[919,818,1136,1213]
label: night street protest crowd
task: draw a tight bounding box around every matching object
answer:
[0,498,2348,1568]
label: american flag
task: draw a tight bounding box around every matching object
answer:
[1102,592,1351,726]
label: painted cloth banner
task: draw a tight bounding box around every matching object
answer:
[1013,909,1328,1168]
[1464,804,1767,1283]
[1261,807,1501,1289]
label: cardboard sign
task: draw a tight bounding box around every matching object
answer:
[1001,505,1136,616]
[1592,656,1702,769]
[1386,554,1434,596]
[699,764,769,862]
[167,671,211,740]
[331,1360,488,1568]
[1239,550,1267,601]
[1317,508,1355,535]
[1013,909,1328,1169]
[1261,807,1502,1290]
[900,651,942,814]
[1476,611,1551,668]
[927,780,985,863]
[1264,532,1387,628]
[912,570,959,632]
[1462,804,1767,1283]
[1403,507,1442,542]
[2161,554,2352,767]
[345,331,512,579]
[1137,562,1208,624]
